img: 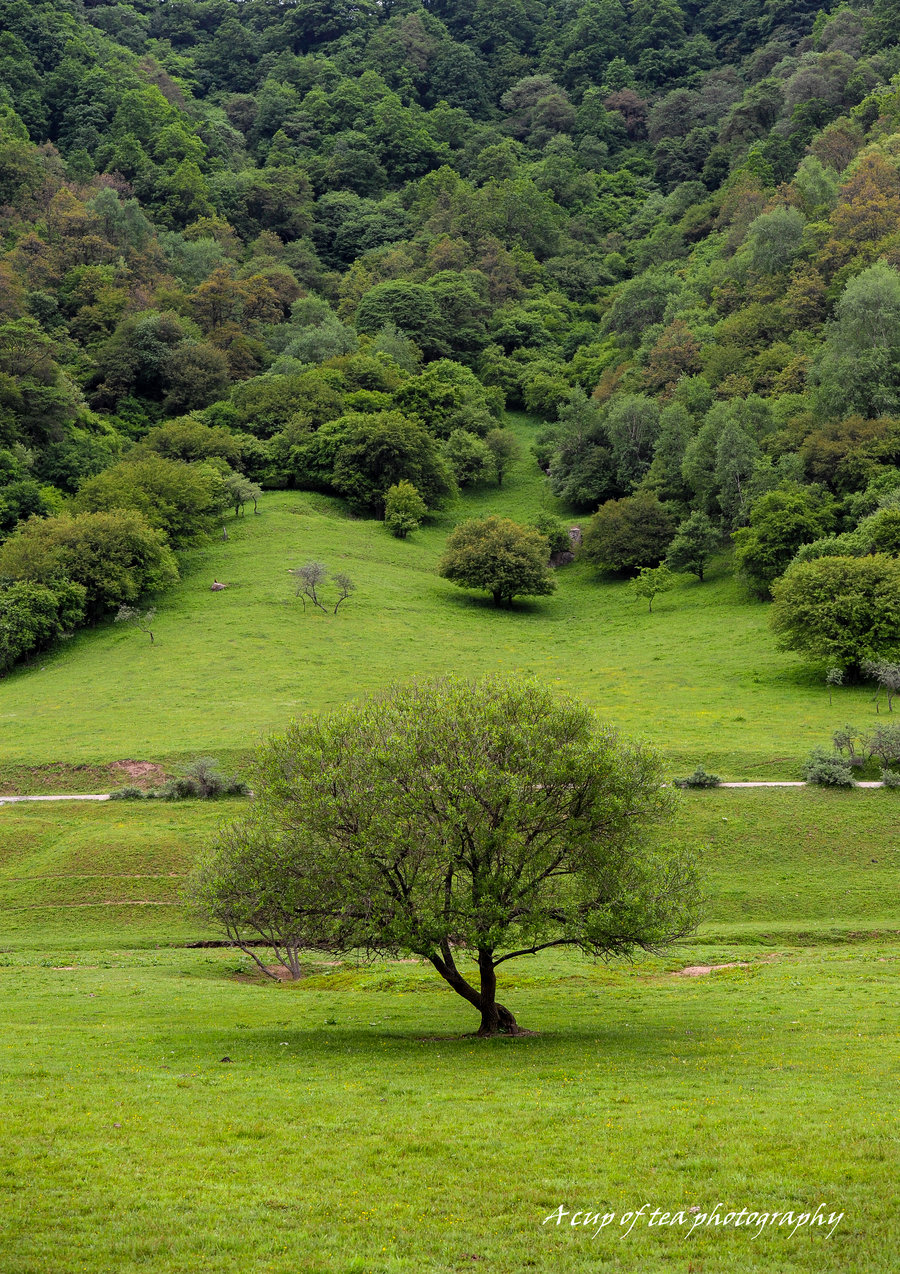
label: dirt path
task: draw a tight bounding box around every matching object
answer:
[0,781,890,805]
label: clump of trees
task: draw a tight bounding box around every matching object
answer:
[438,516,556,606]
[187,676,701,1033]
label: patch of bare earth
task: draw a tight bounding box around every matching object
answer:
[108,760,169,788]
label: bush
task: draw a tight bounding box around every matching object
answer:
[804,747,854,787]
[674,766,721,789]
[384,480,427,538]
[109,785,146,800]
[0,510,179,620]
[530,512,571,556]
[581,493,676,573]
[880,768,900,788]
[771,555,900,671]
[151,757,250,800]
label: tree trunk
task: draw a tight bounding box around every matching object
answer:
[476,948,521,1035]
[427,943,524,1037]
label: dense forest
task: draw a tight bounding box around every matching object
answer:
[4,0,900,669]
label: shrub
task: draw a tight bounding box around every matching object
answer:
[530,512,571,556]
[771,555,900,671]
[804,747,854,787]
[880,767,900,788]
[581,493,676,573]
[384,480,427,538]
[0,510,179,620]
[153,757,250,800]
[674,766,721,788]
[109,785,146,800]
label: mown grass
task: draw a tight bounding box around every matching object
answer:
[0,415,880,779]
[1,942,897,1274]
[1,793,897,1272]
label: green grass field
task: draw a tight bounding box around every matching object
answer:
[1,790,898,1273]
[1,418,898,1272]
[0,415,879,781]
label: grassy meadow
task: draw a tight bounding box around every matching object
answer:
[0,791,898,1273]
[1,418,898,1273]
[0,415,879,782]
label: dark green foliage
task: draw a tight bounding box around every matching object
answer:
[297,412,455,515]
[439,516,556,606]
[733,487,834,597]
[582,493,676,573]
[666,511,719,581]
[0,579,86,672]
[530,512,571,556]
[674,766,721,789]
[0,510,179,620]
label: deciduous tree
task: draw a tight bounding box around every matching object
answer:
[187,676,699,1034]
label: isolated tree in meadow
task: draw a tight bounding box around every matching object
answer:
[771,555,900,672]
[384,480,427,538]
[630,564,674,613]
[115,604,156,644]
[225,472,262,517]
[439,516,556,606]
[665,510,719,581]
[290,561,328,612]
[187,677,700,1035]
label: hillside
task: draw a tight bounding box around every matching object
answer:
[2,1,900,733]
[2,786,897,949]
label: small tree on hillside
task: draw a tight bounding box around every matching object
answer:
[225,472,262,516]
[485,428,522,487]
[438,516,556,607]
[630,564,674,613]
[291,561,328,612]
[186,676,700,1035]
[442,428,495,487]
[384,480,427,538]
[115,604,156,644]
[862,659,900,713]
[666,510,719,581]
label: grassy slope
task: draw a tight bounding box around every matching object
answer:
[1,788,897,950]
[0,415,878,778]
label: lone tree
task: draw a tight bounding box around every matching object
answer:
[114,604,156,644]
[665,510,719,581]
[581,493,675,573]
[630,563,674,613]
[384,480,427,538]
[187,677,700,1036]
[438,515,556,607]
[485,428,522,487]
